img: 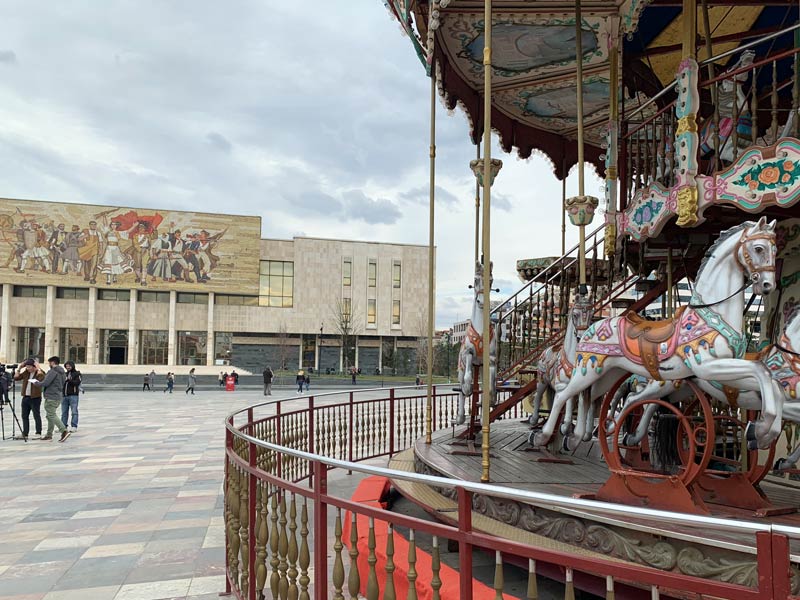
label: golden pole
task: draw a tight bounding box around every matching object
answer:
[561,172,566,256]
[475,144,481,264]
[480,0,493,484]
[575,0,587,289]
[425,60,437,446]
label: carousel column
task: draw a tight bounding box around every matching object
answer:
[87,287,97,365]
[168,290,177,366]
[127,290,137,365]
[0,284,11,362]
[604,20,621,263]
[206,292,215,367]
[44,286,55,359]
[424,33,438,445]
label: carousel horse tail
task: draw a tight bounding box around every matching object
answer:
[652,406,680,470]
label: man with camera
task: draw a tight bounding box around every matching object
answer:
[14,359,44,441]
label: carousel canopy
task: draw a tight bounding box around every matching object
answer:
[384,1,800,180]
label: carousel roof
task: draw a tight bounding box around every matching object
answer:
[384,1,800,180]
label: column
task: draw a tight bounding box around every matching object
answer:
[354,336,359,369]
[298,341,303,370]
[44,285,55,359]
[314,335,320,371]
[0,284,11,362]
[87,287,97,365]
[378,336,383,372]
[168,290,177,366]
[127,290,137,365]
[206,292,215,367]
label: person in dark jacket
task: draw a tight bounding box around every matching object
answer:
[296,371,304,393]
[14,359,44,441]
[304,373,310,392]
[35,357,69,442]
[231,370,239,385]
[61,361,81,432]
[186,368,196,395]
[263,366,274,396]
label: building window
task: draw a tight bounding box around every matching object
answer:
[56,287,89,300]
[177,292,208,305]
[98,289,130,301]
[99,329,129,365]
[392,262,401,288]
[139,330,169,365]
[342,297,352,318]
[178,331,207,365]
[214,332,233,363]
[368,259,377,288]
[367,299,376,325]
[343,259,352,287]
[59,328,87,364]
[259,261,294,308]
[392,300,401,325]
[138,291,170,303]
[215,294,259,306]
[13,286,46,298]
[16,327,45,361]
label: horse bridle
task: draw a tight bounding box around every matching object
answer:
[689,228,776,309]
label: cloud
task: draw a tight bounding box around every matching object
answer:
[399,184,459,206]
[206,131,232,153]
[493,193,512,211]
[0,50,16,64]
[341,189,402,225]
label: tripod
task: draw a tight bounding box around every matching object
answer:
[1,377,24,442]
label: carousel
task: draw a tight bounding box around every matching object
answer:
[383,0,800,594]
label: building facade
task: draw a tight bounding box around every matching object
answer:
[0,198,430,373]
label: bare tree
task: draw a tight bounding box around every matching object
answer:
[276,320,292,371]
[412,308,430,376]
[332,298,362,372]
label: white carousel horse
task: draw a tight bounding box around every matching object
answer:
[531,218,779,450]
[452,261,497,426]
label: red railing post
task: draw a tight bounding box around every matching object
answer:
[308,396,315,483]
[222,420,232,596]
[312,460,328,600]
[389,388,395,456]
[247,436,257,600]
[770,531,792,600]
[457,487,473,599]
[276,402,283,479]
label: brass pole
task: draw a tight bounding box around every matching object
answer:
[667,251,673,318]
[561,173,566,256]
[425,61,437,445]
[480,0,493,484]
[475,144,480,264]
[575,0,587,288]
[683,0,697,59]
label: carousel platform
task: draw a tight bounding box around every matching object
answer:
[388,421,800,590]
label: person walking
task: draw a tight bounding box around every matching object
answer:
[61,361,81,432]
[296,370,304,393]
[36,357,69,442]
[304,372,310,392]
[186,368,196,395]
[143,373,151,391]
[164,372,174,393]
[351,367,357,386]
[218,371,224,388]
[263,366,274,396]
[14,359,44,441]
[231,370,239,386]
[149,369,156,391]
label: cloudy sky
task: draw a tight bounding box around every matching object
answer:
[0,0,603,328]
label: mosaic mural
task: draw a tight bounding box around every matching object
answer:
[0,198,261,294]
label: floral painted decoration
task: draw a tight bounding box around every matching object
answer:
[631,198,663,227]
[735,160,800,192]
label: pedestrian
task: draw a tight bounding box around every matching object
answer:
[14,359,43,441]
[164,372,174,393]
[263,366,274,396]
[186,368,196,395]
[232,370,239,386]
[351,367,357,385]
[304,372,310,392]
[143,373,151,391]
[218,371,224,388]
[36,357,69,442]
[296,370,304,393]
[61,361,81,432]
[0,368,10,405]
[149,369,156,391]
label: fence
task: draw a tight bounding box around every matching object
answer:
[223,385,800,599]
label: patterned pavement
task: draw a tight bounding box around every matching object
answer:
[0,386,366,600]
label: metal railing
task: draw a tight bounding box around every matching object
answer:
[223,385,800,600]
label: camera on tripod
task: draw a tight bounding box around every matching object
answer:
[0,364,17,372]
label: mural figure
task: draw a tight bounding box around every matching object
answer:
[98,215,135,285]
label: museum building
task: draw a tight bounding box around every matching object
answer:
[0,198,430,373]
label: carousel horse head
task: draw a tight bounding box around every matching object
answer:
[471,260,493,309]
[734,217,777,296]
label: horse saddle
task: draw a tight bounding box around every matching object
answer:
[620,306,687,380]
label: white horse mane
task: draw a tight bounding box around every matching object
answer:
[695,221,755,281]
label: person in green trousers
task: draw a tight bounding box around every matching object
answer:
[33,357,70,442]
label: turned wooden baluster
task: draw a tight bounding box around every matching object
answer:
[533,289,540,348]
[239,468,249,597]
[565,567,575,600]
[407,530,418,600]
[333,509,345,600]
[270,490,280,600]
[278,496,289,600]
[494,551,504,600]
[288,495,299,600]
[606,575,615,600]
[384,524,397,600]
[348,513,360,600]
[651,586,660,599]
[299,498,309,600]
[431,536,442,600]
[366,518,379,600]
[255,482,268,600]
[528,559,538,600]
[228,464,241,589]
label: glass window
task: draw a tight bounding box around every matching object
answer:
[343,297,352,318]
[138,291,169,303]
[343,259,352,287]
[16,327,45,361]
[392,300,401,325]
[368,259,377,288]
[214,332,233,363]
[56,287,89,300]
[178,331,207,365]
[177,292,208,304]
[59,328,87,364]
[393,262,401,288]
[367,299,376,325]
[139,330,169,365]
[215,294,258,306]
[98,289,130,301]
[258,261,293,308]
[99,329,129,365]
[13,286,46,298]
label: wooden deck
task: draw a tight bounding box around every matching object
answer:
[404,421,800,562]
